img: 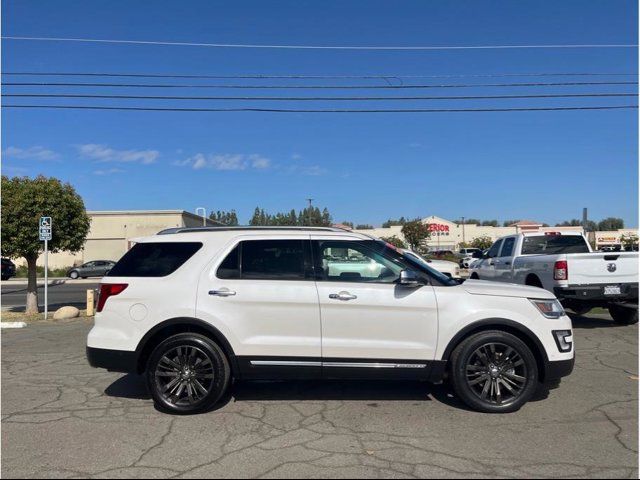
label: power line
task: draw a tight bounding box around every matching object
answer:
[3,93,636,101]
[3,104,637,113]
[3,81,637,89]
[2,36,638,50]
[2,71,638,79]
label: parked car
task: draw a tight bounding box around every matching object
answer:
[458,248,482,259]
[67,260,116,279]
[1,258,16,281]
[470,232,638,324]
[459,249,486,269]
[402,249,461,279]
[88,226,574,414]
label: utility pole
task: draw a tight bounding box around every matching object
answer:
[461,216,466,245]
[306,198,314,226]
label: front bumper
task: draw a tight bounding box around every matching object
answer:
[554,283,638,303]
[544,357,575,383]
[87,346,138,373]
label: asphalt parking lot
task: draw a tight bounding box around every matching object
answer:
[1,313,637,478]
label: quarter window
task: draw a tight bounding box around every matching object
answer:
[107,242,202,277]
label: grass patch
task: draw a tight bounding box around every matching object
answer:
[15,265,71,278]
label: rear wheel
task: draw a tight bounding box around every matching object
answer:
[609,304,638,325]
[146,333,230,414]
[450,331,538,413]
[470,273,479,280]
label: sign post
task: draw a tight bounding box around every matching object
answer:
[39,217,52,320]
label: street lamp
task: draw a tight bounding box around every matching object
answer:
[196,207,207,226]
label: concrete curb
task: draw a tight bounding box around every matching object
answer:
[1,322,27,329]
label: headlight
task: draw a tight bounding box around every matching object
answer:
[529,298,565,319]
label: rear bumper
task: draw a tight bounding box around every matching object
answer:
[554,283,638,304]
[86,346,138,373]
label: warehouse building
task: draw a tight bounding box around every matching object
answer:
[27,210,218,269]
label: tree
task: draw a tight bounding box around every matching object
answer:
[355,224,374,229]
[340,221,354,228]
[209,209,238,226]
[464,218,481,225]
[598,217,624,231]
[382,217,407,228]
[503,219,521,227]
[620,234,639,251]
[556,219,597,231]
[470,235,493,250]
[1,176,91,314]
[481,220,499,227]
[380,235,407,249]
[401,220,430,251]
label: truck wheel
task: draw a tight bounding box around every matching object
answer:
[568,304,592,316]
[146,333,231,414]
[449,330,538,413]
[608,305,638,325]
[470,273,479,280]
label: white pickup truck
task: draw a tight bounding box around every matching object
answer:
[470,231,638,324]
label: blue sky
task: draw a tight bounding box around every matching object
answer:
[2,0,638,227]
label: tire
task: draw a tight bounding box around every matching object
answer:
[608,305,638,325]
[146,333,231,414]
[470,273,479,280]
[69,271,79,279]
[525,276,543,289]
[449,330,539,413]
[1,275,9,281]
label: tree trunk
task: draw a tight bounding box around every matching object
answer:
[25,254,39,315]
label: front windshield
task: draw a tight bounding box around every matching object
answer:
[370,241,457,286]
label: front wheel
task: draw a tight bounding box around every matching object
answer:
[146,333,231,414]
[609,304,638,325]
[69,271,79,279]
[449,331,538,413]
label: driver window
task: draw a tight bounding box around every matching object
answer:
[487,240,503,258]
[316,241,403,283]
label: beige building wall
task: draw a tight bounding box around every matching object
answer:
[354,215,586,251]
[19,210,217,270]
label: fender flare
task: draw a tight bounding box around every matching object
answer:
[440,318,550,379]
[134,317,238,375]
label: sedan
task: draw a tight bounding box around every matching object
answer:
[67,260,115,279]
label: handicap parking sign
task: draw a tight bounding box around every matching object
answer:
[39,216,52,241]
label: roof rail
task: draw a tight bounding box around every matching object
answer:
[157,226,348,235]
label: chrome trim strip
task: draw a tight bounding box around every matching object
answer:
[250,360,322,367]
[323,362,427,369]
[249,360,427,369]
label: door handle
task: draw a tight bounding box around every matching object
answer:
[209,288,236,297]
[329,291,357,301]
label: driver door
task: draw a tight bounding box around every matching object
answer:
[311,238,438,378]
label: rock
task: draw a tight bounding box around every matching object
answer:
[53,306,80,320]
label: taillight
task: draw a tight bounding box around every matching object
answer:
[554,260,568,281]
[96,283,128,312]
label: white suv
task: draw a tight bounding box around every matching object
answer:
[87,227,574,414]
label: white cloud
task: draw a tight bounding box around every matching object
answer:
[176,153,271,171]
[93,168,125,176]
[287,164,327,176]
[2,146,59,161]
[291,153,303,160]
[77,144,159,164]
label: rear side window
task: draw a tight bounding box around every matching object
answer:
[108,242,202,277]
[521,235,590,255]
[216,240,310,280]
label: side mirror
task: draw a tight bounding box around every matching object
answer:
[399,269,421,287]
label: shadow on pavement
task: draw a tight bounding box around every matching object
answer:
[105,374,555,413]
[569,312,623,329]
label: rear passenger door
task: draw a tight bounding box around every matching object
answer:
[197,237,322,380]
